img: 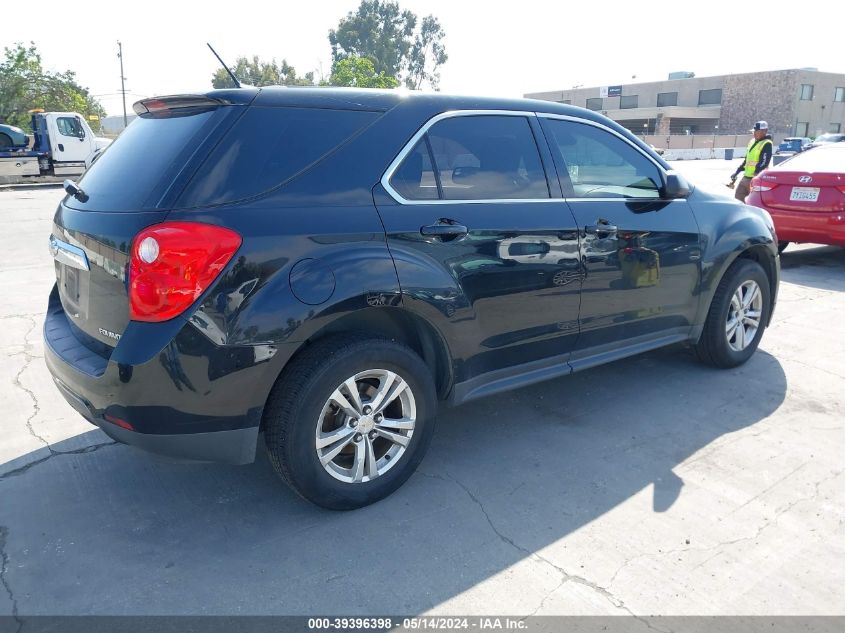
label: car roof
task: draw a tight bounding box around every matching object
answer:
[203,85,615,122]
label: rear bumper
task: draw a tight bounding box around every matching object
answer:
[747,195,845,245]
[52,376,258,463]
[43,285,280,465]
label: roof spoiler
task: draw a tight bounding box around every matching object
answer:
[132,95,226,116]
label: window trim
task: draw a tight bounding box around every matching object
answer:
[381,109,555,205]
[381,109,674,205]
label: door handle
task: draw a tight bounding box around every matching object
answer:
[420,220,468,240]
[584,221,618,235]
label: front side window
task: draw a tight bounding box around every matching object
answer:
[57,116,84,138]
[542,119,662,199]
[390,115,549,201]
[800,84,814,100]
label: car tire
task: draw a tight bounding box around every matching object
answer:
[0,134,12,148]
[263,334,437,510]
[778,241,789,254]
[694,258,771,369]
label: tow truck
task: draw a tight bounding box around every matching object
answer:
[0,110,112,180]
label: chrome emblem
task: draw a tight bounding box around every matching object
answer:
[798,175,813,184]
[98,328,121,341]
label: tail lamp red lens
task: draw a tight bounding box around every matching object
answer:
[750,178,778,192]
[129,222,242,322]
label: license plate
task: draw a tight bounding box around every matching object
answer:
[789,187,820,202]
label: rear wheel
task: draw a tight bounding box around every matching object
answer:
[777,241,789,254]
[263,335,437,510]
[694,259,771,368]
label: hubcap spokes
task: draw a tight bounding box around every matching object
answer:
[726,280,762,352]
[316,369,416,483]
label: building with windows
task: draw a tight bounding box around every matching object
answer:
[525,68,845,141]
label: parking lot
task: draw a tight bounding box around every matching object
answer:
[1,160,843,616]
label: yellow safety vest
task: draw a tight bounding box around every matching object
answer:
[744,138,773,178]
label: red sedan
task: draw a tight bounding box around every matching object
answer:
[746,144,845,252]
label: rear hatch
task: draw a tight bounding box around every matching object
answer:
[51,93,253,353]
[757,147,845,212]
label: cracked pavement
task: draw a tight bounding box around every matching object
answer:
[1,168,844,617]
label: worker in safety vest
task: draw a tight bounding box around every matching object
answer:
[729,121,773,202]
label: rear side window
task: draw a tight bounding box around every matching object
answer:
[74,109,216,211]
[389,115,549,201]
[389,139,439,200]
[178,107,379,207]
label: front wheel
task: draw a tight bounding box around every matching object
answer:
[263,335,437,510]
[694,259,771,368]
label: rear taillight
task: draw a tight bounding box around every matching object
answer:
[129,222,241,322]
[751,177,778,192]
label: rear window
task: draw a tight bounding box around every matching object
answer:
[73,110,217,211]
[177,106,379,207]
[774,146,845,172]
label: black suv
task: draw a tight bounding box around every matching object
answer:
[45,88,779,509]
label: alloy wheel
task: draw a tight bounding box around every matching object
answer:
[725,280,763,352]
[315,369,416,483]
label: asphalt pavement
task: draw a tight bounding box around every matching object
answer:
[1,161,843,616]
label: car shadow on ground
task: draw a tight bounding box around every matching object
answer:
[0,346,786,615]
[779,245,845,292]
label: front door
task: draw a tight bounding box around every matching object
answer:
[49,114,93,163]
[539,116,701,368]
[374,112,582,387]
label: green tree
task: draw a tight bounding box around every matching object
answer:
[325,56,399,88]
[0,42,106,132]
[211,56,314,88]
[405,15,448,90]
[329,0,447,89]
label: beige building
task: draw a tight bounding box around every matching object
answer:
[526,68,845,143]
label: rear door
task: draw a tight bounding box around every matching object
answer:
[538,115,702,367]
[374,112,582,384]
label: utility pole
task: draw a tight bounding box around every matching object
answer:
[117,41,127,128]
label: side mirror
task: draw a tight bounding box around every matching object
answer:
[663,171,691,199]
